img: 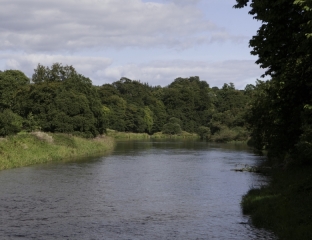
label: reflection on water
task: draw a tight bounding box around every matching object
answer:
[0,140,275,239]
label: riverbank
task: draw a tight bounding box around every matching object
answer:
[106,129,199,139]
[0,132,115,170]
[242,164,312,240]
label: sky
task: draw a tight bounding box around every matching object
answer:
[0,0,264,89]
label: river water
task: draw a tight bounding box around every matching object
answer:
[0,140,275,239]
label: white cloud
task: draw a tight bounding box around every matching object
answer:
[1,53,112,81]
[0,0,244,52]
[97,59,264,89]
[164,0,201,5]
[0,0,261,89]
[0,53,263,88]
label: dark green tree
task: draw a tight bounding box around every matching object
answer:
[0,109,23,136]
[17,63,106,137]
[0,70,29,111]
[235,0,312,161]
[162,117,182,135]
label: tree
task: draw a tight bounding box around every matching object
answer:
[197,126,211,140]
[143,106,154,134]
[0,70,29,110]
[162,76,213,132]
[19,64,106,137]
[162,117,182,135]
[234,0,312,160]
[0,109,23,136]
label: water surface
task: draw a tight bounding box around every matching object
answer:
[0,140,275,239]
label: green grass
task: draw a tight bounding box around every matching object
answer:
[241,165,312,239]
[151,131,199,139]
[106,129,151,139]
[106,129,199,139]
[0,132,115,170]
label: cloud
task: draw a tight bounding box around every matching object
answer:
[1,53,264,89]
[97,59,264,89]
[1,53,112,81]
[0,0,244,52]
[164,0,201,5]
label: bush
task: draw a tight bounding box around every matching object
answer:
[197,126,211,140]
[0,110,23,136]
[162,117,182,135]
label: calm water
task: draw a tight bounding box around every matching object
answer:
[0,140,275,239]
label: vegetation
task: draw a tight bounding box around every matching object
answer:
[1,66,252,143]
[242,166,312,240]
[151,131,198,139]
[1,0,311,237]
[1,0,311,235]
[106,129,151,139]
[235,0,312,238]
[0,132,115,170]
[98,76,251,141]
[0,58,255,173]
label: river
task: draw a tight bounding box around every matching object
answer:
[0,139,275,239]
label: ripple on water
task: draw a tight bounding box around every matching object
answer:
[0,140,276,239]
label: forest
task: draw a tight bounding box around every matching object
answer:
[0,63,253,142]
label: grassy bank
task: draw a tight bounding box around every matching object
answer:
[106,129,151,139]
[151,131,199,139]
[0,132,115,170]
[106,129,199,140]
[242,165,312,239]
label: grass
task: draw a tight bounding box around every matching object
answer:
[106,129,151,139]
[241,165,312,239]
[151,131,199,139]
[106,129,199,140]
[0,131,115,170]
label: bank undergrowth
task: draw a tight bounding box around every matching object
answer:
[241,165,312,240]
[0,132,115,170]
[106,129,199,140]
[151,131,199,139]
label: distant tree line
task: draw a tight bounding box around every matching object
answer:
[0,63,253,141]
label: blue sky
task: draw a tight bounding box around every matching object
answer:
[0,0,264,89]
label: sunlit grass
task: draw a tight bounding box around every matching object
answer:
[106,129,199,139]
[0,132,115,170]
[106,129,151,139]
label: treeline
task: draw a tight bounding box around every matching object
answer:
[0,64,253,141]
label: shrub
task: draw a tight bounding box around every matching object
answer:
[0,110,23,136]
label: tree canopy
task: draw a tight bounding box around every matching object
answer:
[0,64,252,142]
[235,0,312,163]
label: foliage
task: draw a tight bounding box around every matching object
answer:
[0,65,251,142]
[19,63,106,137]
[161,76,213,132]
[235,0,312,161]
[235,1,312,238]
[241,166,312,240]
[0,70,29,111]
[197,126,211,140]
[162,117,182,135]
[0,110,23,136]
